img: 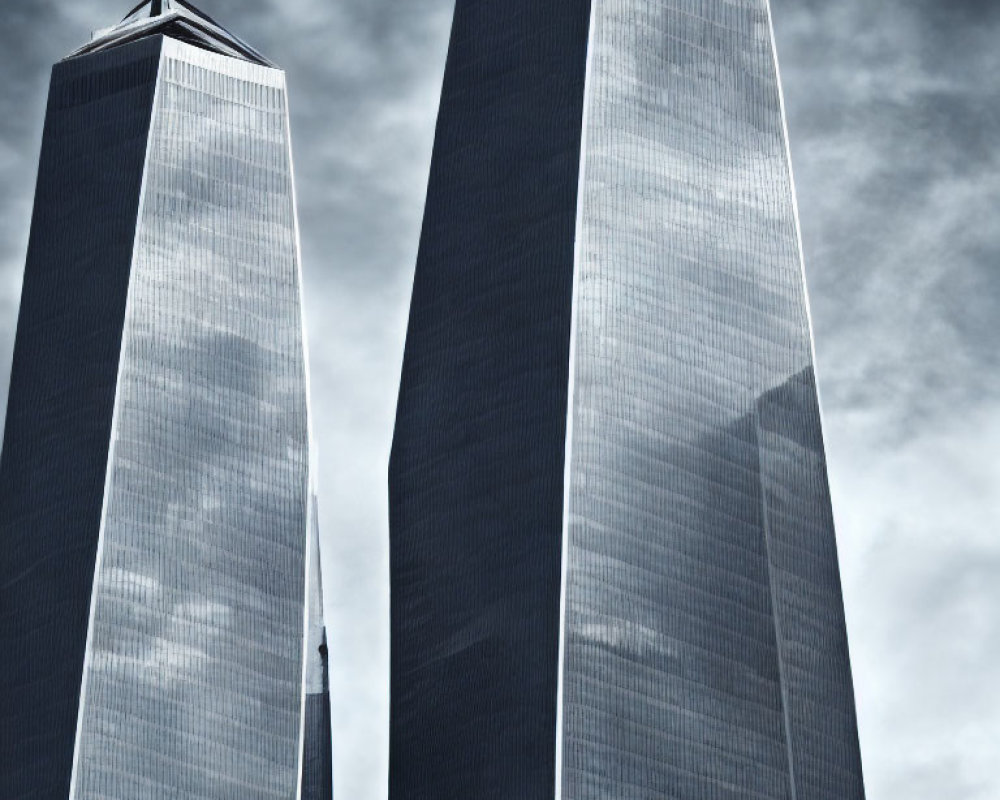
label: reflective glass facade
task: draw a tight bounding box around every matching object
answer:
[0,16,330,800]
[72,39,309,799]
[391,1,865,799]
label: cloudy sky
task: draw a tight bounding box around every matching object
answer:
[1,1,997,798]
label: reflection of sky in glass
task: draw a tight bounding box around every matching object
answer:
[74,40,310,800]
[561,1,864,797]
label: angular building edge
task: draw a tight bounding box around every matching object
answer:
[390,1,866,799]
[0,38,163,799]
[388,1,592,797]
[0,31,334,799]
[301,494,334,800]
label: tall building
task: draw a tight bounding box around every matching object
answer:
[390,1,866,798]
[0,2,331,798]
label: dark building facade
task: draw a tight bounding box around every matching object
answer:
[0,3,331,798]
[389,1,866,799]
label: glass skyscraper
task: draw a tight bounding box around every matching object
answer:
[390,1,866,799]
[0,2,331,798]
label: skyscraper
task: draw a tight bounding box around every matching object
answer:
[0,2,331,798]
[390,1,865,798]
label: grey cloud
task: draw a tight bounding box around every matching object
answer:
[770,12,1000,795]
[829,409,1000,800]
[0,6,60,429]
[223,0,454,292]
[772,0,1000,434]
[0,2,997,799]
[912,0,1000,36]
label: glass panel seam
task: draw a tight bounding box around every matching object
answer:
[756,406,799,800]
[555,4,597,799]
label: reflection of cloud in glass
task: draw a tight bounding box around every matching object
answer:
[0,1,997,799]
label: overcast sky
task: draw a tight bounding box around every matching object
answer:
[1,2,997,798]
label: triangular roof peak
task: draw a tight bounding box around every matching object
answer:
[119,1,220,27]
[66,0,275,67]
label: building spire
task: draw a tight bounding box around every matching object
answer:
[120,0,155,20]
[76,0,273,67]
[119,0,170,22]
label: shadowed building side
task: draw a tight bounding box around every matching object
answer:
[387,0,592,797]
[0,40,161,800]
